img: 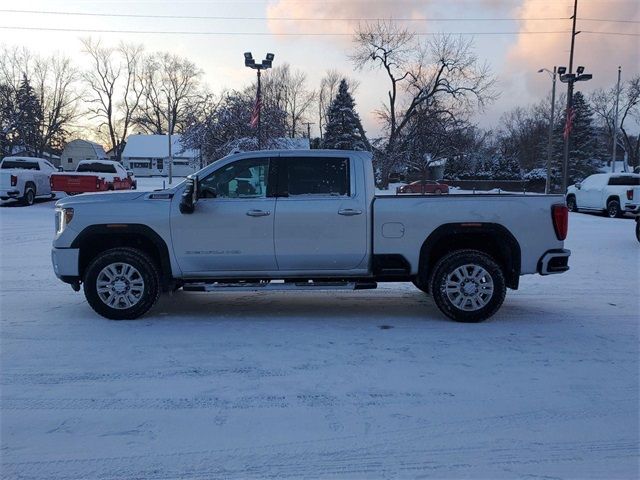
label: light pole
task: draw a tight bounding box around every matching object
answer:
[538,67,557,194]
[166,93,173,185]
[244,52,274,149]
[612,66,621,172]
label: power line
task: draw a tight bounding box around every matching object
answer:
[0,25,579,35]
[0,9,572,22]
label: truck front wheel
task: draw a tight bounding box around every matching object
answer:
[83,247,160,320]
[429,249,506,323]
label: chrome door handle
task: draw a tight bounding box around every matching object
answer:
[338,208,363,216]
[246,209,271,217]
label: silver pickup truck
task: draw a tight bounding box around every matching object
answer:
[51,150,570,322]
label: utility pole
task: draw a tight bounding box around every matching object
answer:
[167,94,173,185]
[561,0,579,194]
[612,66,621,173]
[257,69,262,149]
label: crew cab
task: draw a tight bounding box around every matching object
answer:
[0,156,58,205]
[51,150,570,323]
[566,173,640,217]
[50,160,136,195]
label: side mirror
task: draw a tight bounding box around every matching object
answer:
[57,166,63,172]
[179,174,199,214]
[575,182,581,190]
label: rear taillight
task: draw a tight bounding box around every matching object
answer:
[552,204,569,241]
[10,175,17,187]
[627,189,634,201]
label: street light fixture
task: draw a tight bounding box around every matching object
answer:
[538,66,557,194]
[244,52,275,149]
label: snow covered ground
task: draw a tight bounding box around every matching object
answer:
[0,195,638,479]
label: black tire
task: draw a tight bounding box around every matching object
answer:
[566,195,577,212]
[635,219,640,243]
[21,183,36,206]
[429,249,506,323]
[83,247,160,320]
[606,198,622,218]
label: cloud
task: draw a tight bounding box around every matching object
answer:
[506,0,639,96]
[265,0,427,40]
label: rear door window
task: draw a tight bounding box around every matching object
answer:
[284,157,350,196]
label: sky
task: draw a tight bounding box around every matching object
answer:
[0,0,638,140]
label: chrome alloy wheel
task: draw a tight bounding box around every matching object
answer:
[444,264,495,311]
[96,262,145,309]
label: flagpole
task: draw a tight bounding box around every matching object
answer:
[257,69,262,150]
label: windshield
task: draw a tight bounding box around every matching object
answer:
[77,162,117,173]
[1,160,39,170]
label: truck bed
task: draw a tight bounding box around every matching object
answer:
[372,193,566,275]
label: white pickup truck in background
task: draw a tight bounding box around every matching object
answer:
[52,150,571,323]
[0,156,59,205]
[566,172,640,217]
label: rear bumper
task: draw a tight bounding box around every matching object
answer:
[51,247,80,279]
[538,249,571,275]
[624,203,640,214]
[0,189,20,199]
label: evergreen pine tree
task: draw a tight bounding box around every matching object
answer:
[551,91,601,188]
[322,79,367,151]
[15,75,42,155]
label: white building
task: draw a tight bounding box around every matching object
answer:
[121,134,199,177]
[60,140,107,171]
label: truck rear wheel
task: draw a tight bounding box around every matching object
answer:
[21,184,35,206]
[83,247,160,320]
[429,249,506,323]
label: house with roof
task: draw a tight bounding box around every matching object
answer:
[121,134,199,177]
[60,139,107,171]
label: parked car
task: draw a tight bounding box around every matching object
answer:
[397,180,449,195]
[636,216,640,243]
[50,160,136,195]
[52,150,570,323]
[566,173,640,218]
[0,156,58,205]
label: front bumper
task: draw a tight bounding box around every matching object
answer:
[51,247,80,279]
[538,249,571,275]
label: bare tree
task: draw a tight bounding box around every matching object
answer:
[0,45,81,156]
[351,21,497,186]
[591,75,640,169]
[135,52,203,135]
[261,64,316,138]
[81,38,144,160]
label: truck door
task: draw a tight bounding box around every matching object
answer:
[170,156,277,274]
[274,155,368,272]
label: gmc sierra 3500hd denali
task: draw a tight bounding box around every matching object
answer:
[51,150,571,322]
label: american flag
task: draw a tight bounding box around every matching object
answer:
[249,95,261,128]
[563,106,575,141]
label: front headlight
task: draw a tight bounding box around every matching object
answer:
[55,207,74,235]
